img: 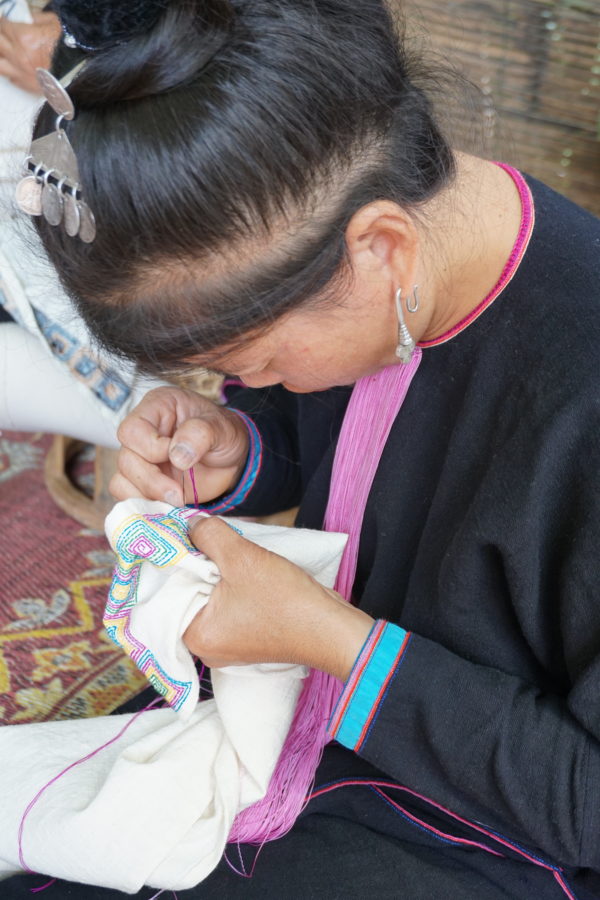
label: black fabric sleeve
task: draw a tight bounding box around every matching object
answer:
[355,633,600,868]
[338,390,600,870]
[225,385,303,516]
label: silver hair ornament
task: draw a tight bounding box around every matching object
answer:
[15,62,96,243]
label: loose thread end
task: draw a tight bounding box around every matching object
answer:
[30,878,57,894]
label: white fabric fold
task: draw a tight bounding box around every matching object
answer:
[0,500,347,893]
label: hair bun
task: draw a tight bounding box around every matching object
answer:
[52,0,171,51]
[65,0,234,105]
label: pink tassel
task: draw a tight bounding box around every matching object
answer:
[229,352,421,844]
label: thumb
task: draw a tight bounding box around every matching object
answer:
[188,515,249,573]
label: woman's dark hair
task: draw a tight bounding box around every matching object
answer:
[34,0,455,376]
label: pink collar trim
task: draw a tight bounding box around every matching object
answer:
[418,163,535,349]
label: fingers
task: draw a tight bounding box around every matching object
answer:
[0,28,15,60]
[0,58,16,84]
[119,412,218,472]
[188,516,255,572]
[30,10,58,26]
[117,387,214,463]
[168,418,219,469]
[0,14,61,93]
[0,22,45,94]
[117,414,172,465]
[115,388,249,505]
[109,470,182,506]
[109,471,142,502]
[112,447,183,505]
[0,60,39,93]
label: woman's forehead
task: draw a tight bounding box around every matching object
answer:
[188,304,324,374]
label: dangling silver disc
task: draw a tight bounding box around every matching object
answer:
[36,69,75,120]
[63,193,81,237]
[15,176,43,216]
[41,181,64,226]
[78,200,96,243]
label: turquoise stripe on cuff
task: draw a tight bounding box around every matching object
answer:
[194,409,262,514]
[331,621,409,751]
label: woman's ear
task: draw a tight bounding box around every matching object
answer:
[345,200,420,290]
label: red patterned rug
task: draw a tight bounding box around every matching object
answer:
[0,431,147,725]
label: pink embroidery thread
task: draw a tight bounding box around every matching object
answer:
[188,467,199,507]
[310,779,577,900]
[17,697,164,886]
[229,352,422,843]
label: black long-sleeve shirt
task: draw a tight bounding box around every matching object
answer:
[228,174,600,893]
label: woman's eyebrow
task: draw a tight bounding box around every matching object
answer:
[205,352,269,378]
[181,356,229,377]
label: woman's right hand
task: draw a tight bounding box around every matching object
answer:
[0,12,61,94]
[110,386,250,506]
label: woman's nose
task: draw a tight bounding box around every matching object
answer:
[239,369,281,389]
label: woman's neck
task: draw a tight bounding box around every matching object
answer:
[413,153,526,345]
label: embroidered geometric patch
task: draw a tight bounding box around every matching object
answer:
[114,515,192,569]
[104,509,203,712]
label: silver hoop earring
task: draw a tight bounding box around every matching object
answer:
[394,287,415,364]
[406,285,420,313]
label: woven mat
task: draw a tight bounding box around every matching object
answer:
[0,430,147,725]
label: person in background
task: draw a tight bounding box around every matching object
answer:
[0,0,164,447]
[0,3,60,92]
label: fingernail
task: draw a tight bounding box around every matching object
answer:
[187,512,208,527]
[170,443,194,468]
[164,490,181,507]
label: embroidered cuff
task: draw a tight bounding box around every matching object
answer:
[197,409,263,514]
[327,619,411,753]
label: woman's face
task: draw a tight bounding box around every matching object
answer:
[203,278,398,393]
[189,198,422,391]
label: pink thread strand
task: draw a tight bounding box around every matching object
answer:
[370,787,504,857]
[312,778,550,865]
[29,879,56,893]
[310,778,577,900]
[229,353,422,844]
[188,467,199,507]
[553,872,578,900]
[18,697,163,877]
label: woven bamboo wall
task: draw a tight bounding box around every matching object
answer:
[404,0,600,215]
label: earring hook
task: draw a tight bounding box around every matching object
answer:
[406,285,420,314]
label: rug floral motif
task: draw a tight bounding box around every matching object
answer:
[0,431,147,725]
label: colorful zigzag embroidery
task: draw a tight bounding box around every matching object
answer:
[104,507,201,712]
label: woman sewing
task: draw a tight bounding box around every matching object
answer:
[6,0,600,897]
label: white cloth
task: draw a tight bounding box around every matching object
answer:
[0,321,130,445]
[0,501,347,893]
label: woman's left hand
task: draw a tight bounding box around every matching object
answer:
[184,517,374,681]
